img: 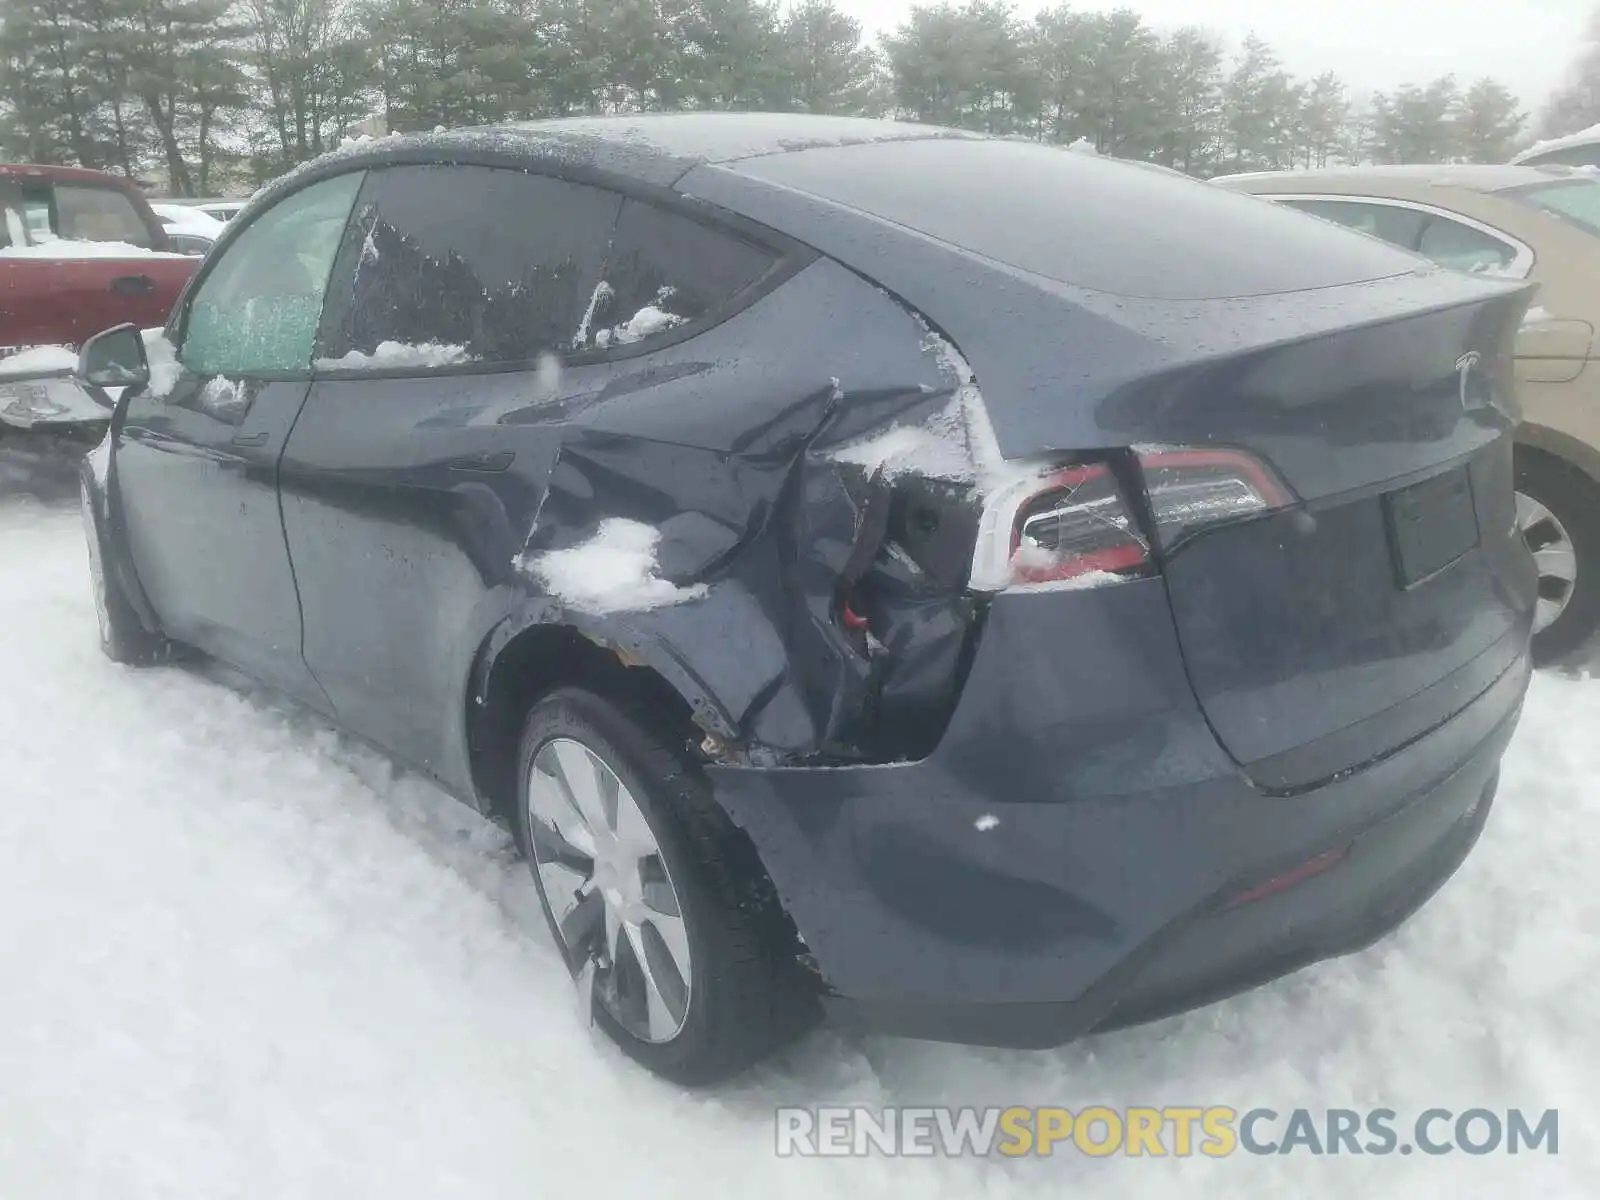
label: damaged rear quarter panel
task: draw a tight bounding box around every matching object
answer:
[501,255,992,766]
[276,253,986,808]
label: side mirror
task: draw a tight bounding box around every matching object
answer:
[78,324,150,391]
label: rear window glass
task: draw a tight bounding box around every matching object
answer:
[1508,179,1600,237]
[727,138,1420,300]
[54,184,152,246]
[1417,217,1519,275]
[1277,199,1427,249]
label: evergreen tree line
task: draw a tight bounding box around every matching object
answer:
[0,0,1592,196]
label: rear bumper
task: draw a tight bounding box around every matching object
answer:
[825,749,1503,1048]
[707,580,1529,1047]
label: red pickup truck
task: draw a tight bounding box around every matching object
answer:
[1,164,198,430]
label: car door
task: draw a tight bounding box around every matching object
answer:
[278,164,782,789]
[114,170,364,703]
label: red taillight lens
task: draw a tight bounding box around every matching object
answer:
[1009,464,1149,584]
[972,461,1151,590]
[1136,446,1293,551]
[970,445,1294,592]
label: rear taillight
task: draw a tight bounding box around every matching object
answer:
[970,445,1293,592]
[1136,446,1293,551]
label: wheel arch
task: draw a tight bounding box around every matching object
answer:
[463,608,741,825]
[1516,421,1600,486]
[465,610,812,978]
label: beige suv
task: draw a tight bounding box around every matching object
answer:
[1217,164,1600,667]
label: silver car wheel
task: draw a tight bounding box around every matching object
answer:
[1516,490,1579,636]
[526,737,692,1044]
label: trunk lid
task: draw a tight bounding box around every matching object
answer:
[1138,286,1537,789]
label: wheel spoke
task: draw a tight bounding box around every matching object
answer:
[625,920,688,1042]
[1515,491,1553,533]
[537,859,589,917]
[613,785,655,857]
[1534,543,1578,584]
[604,895,623,968]
[645,911,691,988]
[530,756,597,857]
[528,818,593,876]
[551,740,612,836]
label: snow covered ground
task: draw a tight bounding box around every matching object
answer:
[1,440,1597,1198]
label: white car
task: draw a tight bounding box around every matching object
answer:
[148,202,226,256]
[196,200,246,223]
[1512,124,1600,169]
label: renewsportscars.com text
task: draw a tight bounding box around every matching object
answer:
[775,1105,1559,1158]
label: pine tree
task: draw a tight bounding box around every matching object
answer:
[774,0,875,114]
[1299,71,1347,168]
[1153,27,1223,174]
[1453,78,1523,162]
[1221,33,1286,171]
[1370,75,1460,163]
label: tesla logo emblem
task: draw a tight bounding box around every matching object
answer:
[1455,351,1488,412]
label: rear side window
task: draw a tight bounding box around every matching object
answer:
[1278,198,1427,250]
[575,199,777,351]
[53,184,151,247]
[318,166,619,366]
[1509,179,1600,237]
[1416,216,1519,274]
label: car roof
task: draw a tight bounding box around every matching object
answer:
[1513,124,1600,164]
[1213,163,1581,194]
[301,113,982,189]
[0,162,140,187]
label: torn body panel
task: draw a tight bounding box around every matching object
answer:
[498,373,988,766]
[466,255,995,776]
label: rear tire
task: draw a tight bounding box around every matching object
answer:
[1515,451,1600,669]
[515,687,816,1085]
[80,478,170,666]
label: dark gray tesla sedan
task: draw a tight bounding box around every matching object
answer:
[76,114,1537,1085]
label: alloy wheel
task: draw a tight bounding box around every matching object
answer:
[526,737,692,1044]
[1516,489,1579,636]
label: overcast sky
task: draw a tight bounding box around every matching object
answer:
[836,0,1593,112]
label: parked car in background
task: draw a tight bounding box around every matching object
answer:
[1513,125,1600,169]
[78,115,1534,1085]
[149,202,224,256]
[159,197,248,223]
[198,200,246,222]
[1217,164,1600,667]
[0,164,197,431]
